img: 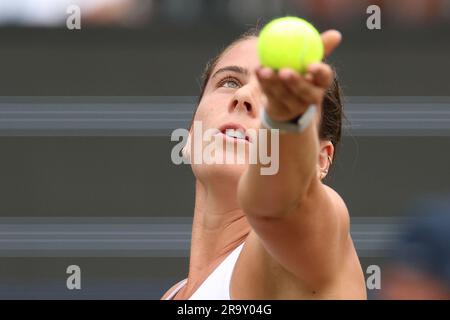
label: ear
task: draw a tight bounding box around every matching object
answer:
[318,140,334,176]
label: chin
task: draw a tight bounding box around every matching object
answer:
[188,136,251,187]
[192,162,248,187]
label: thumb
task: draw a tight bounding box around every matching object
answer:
[321,30,342,57]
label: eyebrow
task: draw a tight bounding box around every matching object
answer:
[211,65,249,79]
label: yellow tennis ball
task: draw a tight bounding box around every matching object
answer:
[258,16,324,73]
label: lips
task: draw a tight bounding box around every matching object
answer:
[218,123,250,142]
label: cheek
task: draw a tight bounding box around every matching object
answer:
[194,94,222,124]
[194,104,208,122]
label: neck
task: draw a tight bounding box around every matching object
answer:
[187,179,251,283]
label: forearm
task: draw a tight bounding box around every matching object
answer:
[238,117,320,218]
[244,50,338,218]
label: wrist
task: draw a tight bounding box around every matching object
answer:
[260,105,317,133]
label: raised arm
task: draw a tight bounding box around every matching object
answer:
[237,31,351,288]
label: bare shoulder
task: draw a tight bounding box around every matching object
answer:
[322,184,350,234]
[231,184,365,299]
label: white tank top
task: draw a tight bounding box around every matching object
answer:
[164,242,245,300]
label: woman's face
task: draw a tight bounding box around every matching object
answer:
[187,37,263,184]
[186,37,332,185]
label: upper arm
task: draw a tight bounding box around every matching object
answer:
[244,179,351,289]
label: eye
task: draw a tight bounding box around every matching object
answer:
[218,77,241,89]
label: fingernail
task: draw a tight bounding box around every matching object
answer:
[308,63,321,73]
[259,67,272,79]
[278,69,289,80]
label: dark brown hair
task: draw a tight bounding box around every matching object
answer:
[197,28,344,163]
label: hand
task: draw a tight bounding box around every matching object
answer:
[256,30,342,122]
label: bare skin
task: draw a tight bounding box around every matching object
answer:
[162,30,367,300]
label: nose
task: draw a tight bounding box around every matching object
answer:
[229,84,258,118]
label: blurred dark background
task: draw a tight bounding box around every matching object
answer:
[0,0,449,299]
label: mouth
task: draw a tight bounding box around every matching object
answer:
[218,123,250,143]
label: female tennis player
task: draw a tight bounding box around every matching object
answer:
[162,27,366,300]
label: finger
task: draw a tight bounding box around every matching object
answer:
[256,66,275,80]
[304,72,314,82]
[321,30,342,57]
[257,75,299,116]
[280,68,324,104]
[306,63,333,89]
[256,68,290,112]
[257,68,303,118]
